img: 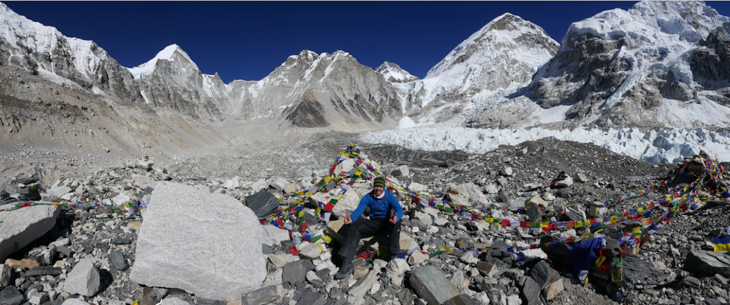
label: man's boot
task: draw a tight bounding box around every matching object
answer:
[335,257,354,280]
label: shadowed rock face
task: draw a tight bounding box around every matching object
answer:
[530,33,631,109]
[691,27,730,89]
[285,96,328,128]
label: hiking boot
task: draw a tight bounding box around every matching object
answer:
[335,258,353,280]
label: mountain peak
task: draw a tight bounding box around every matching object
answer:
[425,12,558,84]
[155,44,190,61]
[128,44,199,80]
[567,0,729,46]
[375,61,419,83]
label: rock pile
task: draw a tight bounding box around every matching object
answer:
[0,139,728,305]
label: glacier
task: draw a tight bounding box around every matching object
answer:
[361,126,730,164]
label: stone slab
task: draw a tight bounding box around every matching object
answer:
[409,265,459,305]
[130,182,266,301]
[684,250,730,277]
[0,206,60,262]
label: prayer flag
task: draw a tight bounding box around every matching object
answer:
[713,235,730,252]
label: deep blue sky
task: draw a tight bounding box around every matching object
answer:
[5,2,730,83]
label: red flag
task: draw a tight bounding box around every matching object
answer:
[300,222,308,233]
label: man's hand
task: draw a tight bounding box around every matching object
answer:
[389,210,397,224]
[343,214,352,224]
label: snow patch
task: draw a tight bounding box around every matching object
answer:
[397,117,416,129]
[140,90,151,104]
[127,44,198,80]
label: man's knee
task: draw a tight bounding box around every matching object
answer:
[350,218,366,230]
[390,220,402,231]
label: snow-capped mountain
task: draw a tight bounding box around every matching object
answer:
[375,62,419,83]
[3,0,730,137]
[515,1,730,129]
[0,3,141,103]
[402,13,559,123]
[224,50,407,129]
[425,13,558,92]
[130,44,228,120]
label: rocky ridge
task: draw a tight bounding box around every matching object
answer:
[1,138,729,305]
[472,1,730,130]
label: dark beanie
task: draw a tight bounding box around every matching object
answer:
[374,176,386,188]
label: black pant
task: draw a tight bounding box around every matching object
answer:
[338,217,402,259]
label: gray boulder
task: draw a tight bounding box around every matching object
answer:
[130,182,267,301]
[0,286,23,305]
[623,256,663,285]
[530,260,559,289]
[245,190,280,218]
[409,265,460,305]
[108,251,129,271]
[0,206,60,261]
[260,225,290,248]
[684,250,730,277]
[520,277,541,305]
[241,286,279,305]
[298,291,325,305]
[348,270,379,298]
[62,258,100,297]
[282,260,314,287]
[0,264,9,287]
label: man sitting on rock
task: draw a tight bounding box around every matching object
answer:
[334,176,403,279]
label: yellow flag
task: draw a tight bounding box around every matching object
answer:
[595,255,606,267]
[714,244,730,252]
[580,230,594,240]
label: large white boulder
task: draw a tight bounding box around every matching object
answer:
[0,206,60,261]
[130,182,266,301]
[334,158,356,174]
[331,186,364,217]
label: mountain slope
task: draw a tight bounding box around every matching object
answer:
[517,1,730,129]
[270,50,405,130]
[130,44,227,120]
[404,13,559,124]
[0,3,141,103]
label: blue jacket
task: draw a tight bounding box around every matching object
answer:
[350,190,403,222]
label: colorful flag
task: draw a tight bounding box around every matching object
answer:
[713,235,730,252]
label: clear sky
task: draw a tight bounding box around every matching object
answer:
[5,1,730,83]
